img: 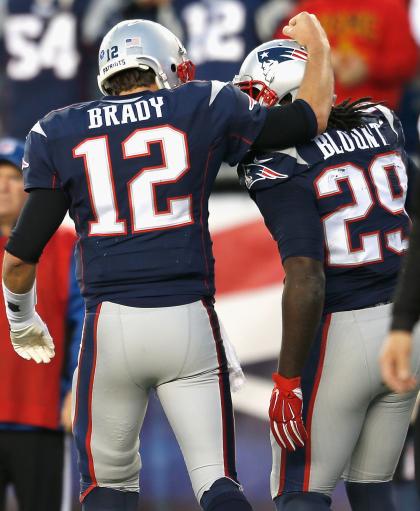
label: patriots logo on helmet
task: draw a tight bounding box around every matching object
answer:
[257,46,308,82]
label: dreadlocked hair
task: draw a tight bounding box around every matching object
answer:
[104,67,157,95]
[327,97,384,131]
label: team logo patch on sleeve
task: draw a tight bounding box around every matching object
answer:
[242,159,289,189]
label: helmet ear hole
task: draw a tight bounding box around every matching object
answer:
[171,64,177,72]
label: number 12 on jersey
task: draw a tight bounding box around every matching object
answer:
[73,125,193,236]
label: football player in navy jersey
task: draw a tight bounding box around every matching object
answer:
[0,0,90,138]
[1,15,333,511]
[235,39,418,511]
[173,0,277,82]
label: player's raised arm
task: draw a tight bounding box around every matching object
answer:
[285,12,333,134]
[234,13,333,152]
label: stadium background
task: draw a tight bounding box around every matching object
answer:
[0,0,419,509]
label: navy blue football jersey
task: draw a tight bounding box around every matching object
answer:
[1,0,89,138]
[173,0,265,81]
[239,105,411,313]
[24,81,266,308]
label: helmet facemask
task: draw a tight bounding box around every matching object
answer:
[235,79,279,107]
[176,60,196,84]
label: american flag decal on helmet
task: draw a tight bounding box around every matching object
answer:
[289,48,308,61]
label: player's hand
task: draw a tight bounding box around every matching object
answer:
[10,312,55,364]
[283,12,330,52]
[380,330,417,394]
[269,373,308,451]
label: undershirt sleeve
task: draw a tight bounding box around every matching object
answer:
[6,189,70,263]
[252,99,318,152]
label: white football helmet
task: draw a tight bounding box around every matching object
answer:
[233,39,307,107]
[97,19,195,95]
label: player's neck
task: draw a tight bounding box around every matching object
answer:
[119,85,159,96]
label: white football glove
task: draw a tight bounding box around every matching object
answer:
[10,312,55,364]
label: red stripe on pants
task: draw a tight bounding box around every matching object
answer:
[303,314,332,491]
[202,299,232,479]
[80,303,102,502]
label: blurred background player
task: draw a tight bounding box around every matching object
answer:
[0,0,92,138]
[0,138,84,511]
[81,0,294,84]
[235,39,418,510]
[172,0,283,82]
[1,14,333,511]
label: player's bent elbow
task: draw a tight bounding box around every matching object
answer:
[3,251,32,270]
[2,251,36,287]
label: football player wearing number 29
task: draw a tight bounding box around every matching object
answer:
[235,39,418,511]
[1,12,333,511]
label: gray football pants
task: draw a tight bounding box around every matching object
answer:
[71,300,238,503]
[271,303,420,498]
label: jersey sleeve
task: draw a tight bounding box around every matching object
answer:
[251,177,324,263]
[209,81,268,166]
[23,121,60,191]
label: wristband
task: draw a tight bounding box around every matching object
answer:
[2,281,36,329]
[272,373,301,391]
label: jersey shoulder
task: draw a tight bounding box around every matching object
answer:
[297,104,406,168]
[178,80,241,107]
[364,104,405,146]
[36,100,98,138]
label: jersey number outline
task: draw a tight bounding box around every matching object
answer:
[5,13,79,81]
[314,151,409,267]
[73,125,193,236]
[183,0,246,65]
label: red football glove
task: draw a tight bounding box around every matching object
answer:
[269,373,308,451]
